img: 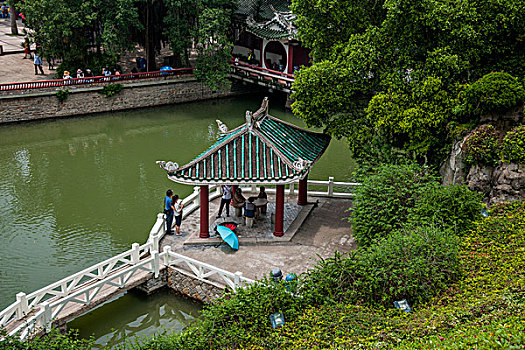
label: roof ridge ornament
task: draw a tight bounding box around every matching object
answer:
[246,110,253,131]
[156,160,179,174]
[252,97,269,122]
[216,119,229,134]
[292,158,312,171]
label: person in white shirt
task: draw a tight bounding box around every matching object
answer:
[217,185,232,218]
[172,194,184,235]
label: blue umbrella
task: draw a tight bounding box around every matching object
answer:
[160,66,174,76]
[216,225,239,250]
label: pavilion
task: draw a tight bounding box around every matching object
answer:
[157,98,330,238]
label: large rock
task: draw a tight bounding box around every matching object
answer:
[466,164,494,194]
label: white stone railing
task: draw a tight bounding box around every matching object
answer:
[163,246,254,290]
[0,241,252,340]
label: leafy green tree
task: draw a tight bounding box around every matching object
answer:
[163,0,198,67]
[20,0,139,69]
[291,0,525,166]
[194,1,234,91]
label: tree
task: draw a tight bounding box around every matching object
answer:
[291,0,525,167]
[20,0,140,70]
[194,0,234,91]
[8,1,18,35]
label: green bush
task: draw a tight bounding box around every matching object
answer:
[463,72,525,116]
[55,53,119,79]
[462,124,500,166]
[409,183,482,234]
[500,125,525,163]
[100,84,123,98]
[56,89,69,103]
[349,164,437,247]
[0,327,95,350]
[300,225,461,307]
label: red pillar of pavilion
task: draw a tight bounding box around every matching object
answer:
[297,175,308,206]
[273,184,285,237]
[287,44,294,74]
[259,40,264,67]
[199,185,209,238]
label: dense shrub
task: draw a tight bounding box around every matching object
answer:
[461,124,500,166]
[409,183,482,234]
[500,125,525,164]
[300,225,460,307]
[463,72,525,116]
[0,328,94,350]
[349,164,437,247]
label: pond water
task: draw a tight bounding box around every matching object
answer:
[0,92,355,347]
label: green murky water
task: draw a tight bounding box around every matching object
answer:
[0,93,355,347]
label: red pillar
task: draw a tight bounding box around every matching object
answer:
[297,175,308,205]
[199,185,209,238]
[274,185,285,237]
[259,40,264,68]
[287,44,294,74]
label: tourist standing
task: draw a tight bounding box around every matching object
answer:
[33,53,44,75]
[164,189,174,235]
[172,194,184,235]
[217,185,232,218]
[23,38,31,59]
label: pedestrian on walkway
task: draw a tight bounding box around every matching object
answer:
[172,194,184,235]
[23,39,31,59]
[33,53,44,75]
[164,189,175,235]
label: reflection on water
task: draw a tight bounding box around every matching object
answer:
[0,93,354,336]
[68,288,202,349]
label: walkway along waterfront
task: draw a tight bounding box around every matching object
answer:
[0,62,294,124]
[0,179,356,341]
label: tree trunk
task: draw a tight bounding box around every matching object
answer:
[145,0,155,71]
[8,2,18,35]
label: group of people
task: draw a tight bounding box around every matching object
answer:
[218,185,267,220]
[164,189,184,235]
[62,68,120,80]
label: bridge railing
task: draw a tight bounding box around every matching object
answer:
[0,241,152,332]
[0,68,196,92]
[229,61,295,91]
[163,246,254,290]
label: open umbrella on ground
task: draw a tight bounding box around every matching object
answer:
[216,225,239,250]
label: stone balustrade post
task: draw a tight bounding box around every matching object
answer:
[152,234,159,254]
[289,183,295,196]
[328,176,334,196]
[42,301,52,332]
[131,243,140,264]
[163,246,171,266]
[193,186,200,207]
[16,292,28,320]
[153,251,160,278]
[234,271,243,290]
[157,213,165,236]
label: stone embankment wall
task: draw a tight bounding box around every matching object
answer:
[167,267,224,303]
[0,77,252,124]
[135,267,225,302]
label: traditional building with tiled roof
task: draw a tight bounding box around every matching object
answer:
[232,0,311,75]
[157,98,330,238]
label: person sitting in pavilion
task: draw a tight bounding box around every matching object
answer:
[257,186,268,214]
[232,187,246,217]
[244,197,256,227]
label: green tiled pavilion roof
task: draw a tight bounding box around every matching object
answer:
[160,98,330,185]
[246,10,296,40]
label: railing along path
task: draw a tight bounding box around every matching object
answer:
[0,68,196,92]
[0,178,357,340]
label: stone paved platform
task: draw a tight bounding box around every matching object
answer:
[184,201,314,246]
[161,197,356,281]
